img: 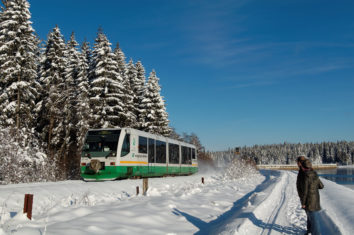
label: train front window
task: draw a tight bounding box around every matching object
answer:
[82,130,120,157]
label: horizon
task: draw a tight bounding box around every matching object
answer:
[215,139,354,149]
[27,0,354,151]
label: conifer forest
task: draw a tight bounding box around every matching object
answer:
[0,0,173,183]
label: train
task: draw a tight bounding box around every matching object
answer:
[80,128,198,181]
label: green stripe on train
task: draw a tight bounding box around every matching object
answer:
[80,165,198,180]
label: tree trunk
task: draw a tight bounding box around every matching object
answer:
[48,115,54,155]
[16,74,21,130]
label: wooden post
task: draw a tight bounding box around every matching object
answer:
[136,186,139,195]
[23,194,33,220]
[23,194,28,214]
[143,178,148,195]
[202,177,204,184]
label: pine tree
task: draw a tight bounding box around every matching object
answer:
[38,26,68,171]
[62,32,79,157]
[114,42,127,78]
[125,59,139,126]
[114,44,135,127]
[81,40,92,80]
[150,70,170,135]
[0,0,40,131]
[77,40,91,147]
[90,30,125,128]
[135,61,147,129]
[142,70,170,135]
[63,32,90,178]
[120,59,135,127]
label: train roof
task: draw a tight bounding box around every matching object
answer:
[87,127,196,149]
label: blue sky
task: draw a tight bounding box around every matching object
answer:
[29,0,354,150]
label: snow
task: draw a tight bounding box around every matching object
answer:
[0,169,353,235]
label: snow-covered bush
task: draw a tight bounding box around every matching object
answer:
[199,151,259,179]
[222,158,259,180]
[0,128,56,184]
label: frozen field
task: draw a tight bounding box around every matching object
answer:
[0,169,353,235]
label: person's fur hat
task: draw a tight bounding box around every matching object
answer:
[302,159,312,169]
[297,155,306,163]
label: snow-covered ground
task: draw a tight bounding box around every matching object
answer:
[0,169,353,235]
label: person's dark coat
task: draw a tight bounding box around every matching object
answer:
[297,169,324,211]
[296,169,306,198]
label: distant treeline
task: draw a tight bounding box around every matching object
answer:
[208,141,354,165]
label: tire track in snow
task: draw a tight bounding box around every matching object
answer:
[191,171,285,235]
[230,171,342,235]
[187,171,278,235]
[260,171,289,235]
[237,171,302,235]
[284,172,342,235]
[213,171,305,235]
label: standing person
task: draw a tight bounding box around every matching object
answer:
[296,156,324,235]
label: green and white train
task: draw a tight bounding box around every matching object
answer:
[80,128,198,181]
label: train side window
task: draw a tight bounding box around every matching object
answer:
[139,136,148,153]
[121,134,130,157]
[192,148,196,160]
[187,147,192,164]
[156,140,166,163]
[182,146,188,164]
[169,143,179,164]
[148,138,155,163]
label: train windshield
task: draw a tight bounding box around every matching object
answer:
[82,130,121,158]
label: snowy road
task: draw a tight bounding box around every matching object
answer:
[0,169,352,234]
[210,171,342,235]
[187,171,306,235]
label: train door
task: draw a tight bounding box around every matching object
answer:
[148,138,155,175]
[188,147,192,174]
[191,148,197,173]
[179,145,182,174]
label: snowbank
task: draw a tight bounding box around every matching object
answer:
[319,177,354,235]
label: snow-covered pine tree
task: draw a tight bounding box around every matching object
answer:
[61,32,79,165]
[150,71,170,136]
[81,40,91,64]
[77,41,91,148]
[135,61,147,129]
[81,40,92,80]
[114,42,127,78]
[114,44,135,127]
[38,26,68,174]
[142,70,170,136]
[0,0,40,131]
[63,32,90,178]
[90,30,125,128]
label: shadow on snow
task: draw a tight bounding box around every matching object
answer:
[172,170,304,235]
